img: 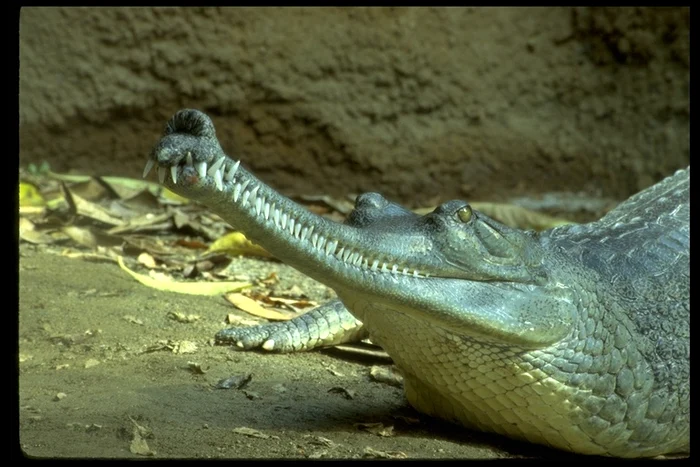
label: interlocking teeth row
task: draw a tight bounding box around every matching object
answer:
[144,155,429,278]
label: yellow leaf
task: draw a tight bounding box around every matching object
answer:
[224,293,296,321]
[19,182,45,207]
[117,256,250,295]
[207,232,273,258]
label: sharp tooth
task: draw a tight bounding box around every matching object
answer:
[348,252,359,264]
[311,233,319,248]
[241,190,251,206]
[354,254,363,266]
[281,212,288,230]
[336,247,345,259]
[272,206,280,225]
[413,270,419,277]
[288,217,295,235]
[294,223,302,238]
[208,157,225,176]
[142,159,155,178]
[225,160,241,182]
[157,166,166,184]
[381,263,388,273]
[362,258,369,268]
[239,179,250,195]
[249,185,260,204]
[263,202,271,220]
[342,249,352,262]
[300,227,310,241]
[186,152,193,166]
[255,197,263,215]
[391,265,398,274]
[170,166,178,184]
[325,240,337,256]
[371,260,379,271]
[317,236,326,250]
[214,169,224,191]
[196,161,207,178]
[402,268,408,275]
[233,183,243,202]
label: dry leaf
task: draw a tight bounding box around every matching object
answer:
[119,188,163,211]
[137,253,158,269]
[232,427,279,440]
[60,225,123,249]
[173,341,197,354]
[107,213,172,235]
[224,293,296,321]
[60,249,120,262]
[68,177,117,201]
[207,232,273,258]
[355,422,394,437]
[19,182,46,207]
[61,183,124,227]
[19,218,53,244]
[362,447,407,459]
[260,271,279,286]
[19,205,46,217]
[263,296,318,311]
[226,314,262,327]
[167,311,200,323]
[117,256,250,295]
[298,194,355,215]
[369,366,404,387]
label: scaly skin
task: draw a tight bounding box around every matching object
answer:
[145,109,689,457]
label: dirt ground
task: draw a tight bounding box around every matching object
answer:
[20,243,581,459]
[18,6,689,460]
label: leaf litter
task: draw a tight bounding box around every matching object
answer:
[19,167,580,346]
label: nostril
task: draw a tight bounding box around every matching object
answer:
[355,192,389,210]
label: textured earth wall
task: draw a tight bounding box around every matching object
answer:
[19,7,689,205]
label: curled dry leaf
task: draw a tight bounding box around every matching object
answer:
[60,225,123,249]
[19,218,53,244]
[61,183,124,227]
[117,256,251,296]
[207,232,273,258]
[224,293,297,321]
[137,253,158,269]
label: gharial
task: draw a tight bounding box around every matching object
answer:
[143,109,689,458]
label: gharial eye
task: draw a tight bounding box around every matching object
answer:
[457,205,473,223]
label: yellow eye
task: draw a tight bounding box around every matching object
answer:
[457,205,473,223]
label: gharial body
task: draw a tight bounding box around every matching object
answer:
[144,109,689,458]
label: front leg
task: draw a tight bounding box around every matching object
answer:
[215,298,368,352]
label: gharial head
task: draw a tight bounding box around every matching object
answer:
[145,109,576,349]
[345,191,549,284]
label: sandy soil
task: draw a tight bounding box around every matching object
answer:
[20,244,582,459]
